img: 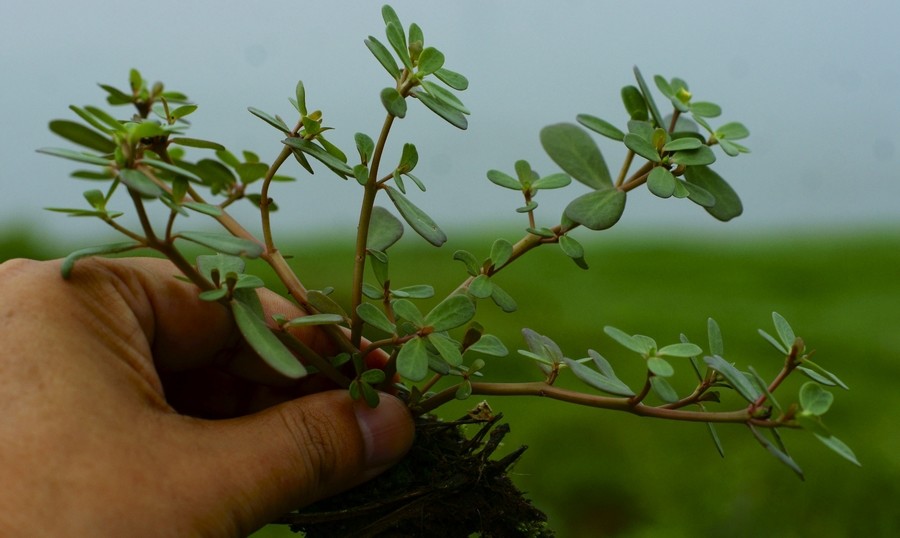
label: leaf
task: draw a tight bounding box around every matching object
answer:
[118,168,162,197]
[355,132,375,165]
[37,147,111,166]
[60,241,142,279]
[662,137,703,152]
[392,298,426,327]
[178,231,264,258]
[540,123,612,189]
[434,67,469,90]
[468,274,493,299]
[368,206,404,251]
[49,120,115,153]
[647,167,676,198]
[632,66,664,128]
[231,296,306,379]
[690,101,722,118]
[413,89,468,129]
[715,122,750,140]
[707,318,724,357]
[282,137,352,177]
[604,326,650,355]
[169,137,226,150]
[798,359,849,390]
[704,355,761,403]
[683,181,716,207]
[393,284,434,299]
[141,157,203,182]
[814,434,861,466]
[799,382,834,416]
[398,143,418,174]
[247,107,291,134]
[531,173,571,191]
[417,46,445,75]
[649,376,679,403]
[490,283,517,313]
[758,328,789,355]
[283,313,345,328]
[424,295,475,332]
[396,336,430,381]
[356,303,396,334]
[490,238,513,269]
[421,81,469,114]
[467,334,508,357]
[576,114,624,141]
[385,20,412,71]
[487,169,522,190]
[647,356,674,377]
[563,357,635,397]
[564,189,627,231]
[670,146,716,166]
[623,133,661,162]
[294,80,308,116]
[385,186,447,246]
[620,85,648,121]
[558,234,584,259]
[749,424,804,480]
[183,202,224,217]
[772,312,796,351]
[658,342,703,358]
[365,36,401,79]
[683,165,743,222]
[453,249,480,276]
[380,87,407,118]
[427,332,462,366]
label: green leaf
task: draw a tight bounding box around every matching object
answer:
[385,21,413,71]
[306,290,348,320]
[558,234,584,259]
[355,132,375,165]
[649,376,678,403]
[540,123,612,189]
[231,296,306,379]
[490,238,513,269]
[368,206,404,251]
[178,231,264,258]
[385,186,446,246]
[814,434,861,466]
[421,81,469,114]
[604,326,650,355]
[169,137,226,150]
[759,328,789,354]
[683,165,743,221]
[434,67,469,90]
[624,133,661,162]
[392,299,426,327]
[413,89,468,129]
[670,146,716,166]
[749,424,804,480]
[428,332,462,366]
[798,359,849,390]
[183,202,224,217]
[662,137,703,152]
[396,336,430,381]
[683,181,716,207]
[632,67,664,128]
[141,157,203,183]
[49,120,115,153]
[532,173,571,190]
[647,356,674,377]
[467,334,508,357]
[563,357,635,397]
[393,284,434,299]
[60,241,142,279]
[356,302,396,334]
[487,169,522,190]
[380,87,407,118]
[283,313,345,328]
[647,167,676,198]
[37,147,111,166]
[398,143,418,173]
[772,312,796,350]
[799,382,834,416]
[708,318,724,357]
[576,114,624,141]
[98,84,132,106]
[658,342,703,358]
[467,275,493,299]
[365,36,401,79]
[294,80,308,116]
[620,85,648,121]
[117,168,161,197]
[282,137,352,177]
[564,189,626,231]
[417,46,445,75]
[706,421,726,458]
[704,355,761,403]
[690,101,722,118]
[453,250,480,276]
[425,295,475,332]
[247,107,291,134]
[490,283,517,313]
[84,105,124,132]
[715,122,750,140]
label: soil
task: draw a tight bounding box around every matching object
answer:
[274,404,554,537]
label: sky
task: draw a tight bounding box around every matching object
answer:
[1,0,898,245]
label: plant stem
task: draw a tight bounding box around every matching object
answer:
[259,145,294,252]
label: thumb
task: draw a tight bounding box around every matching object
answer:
[190,390,414,535]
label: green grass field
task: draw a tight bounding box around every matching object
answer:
[4,226,898,537]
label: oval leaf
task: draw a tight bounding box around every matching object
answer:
[576,114,624,141]
[647,167,676,198]
[540,123,612,189]
[427,332,462,366]
[385,186,446,246]
[564,189,626,231]
[368,206,404,251]
[658,342,702,358]
[49,120,115,153]
[683,165,743,221]
[704,355,760,403]
[396,336,430,381]
[356,302,396,334]
[178,231,264,258]
[799,382,834,416]
[231,298,306,379]
[424,295,475,332]
[380,87,407,118]
[563,357,635,397]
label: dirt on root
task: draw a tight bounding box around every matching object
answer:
[275,406,554,537]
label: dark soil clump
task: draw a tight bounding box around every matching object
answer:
[275,406,554,537]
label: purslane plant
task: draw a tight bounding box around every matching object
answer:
[39,3,858,532]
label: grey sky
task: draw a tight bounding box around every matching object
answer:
[2,1,898,244]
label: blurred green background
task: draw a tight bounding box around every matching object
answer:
[3,225,898,537]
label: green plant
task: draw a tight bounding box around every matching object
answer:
[39,5,858,536]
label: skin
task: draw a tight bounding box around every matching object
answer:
[0,257,415,537]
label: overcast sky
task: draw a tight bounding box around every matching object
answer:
[2,1,898,245]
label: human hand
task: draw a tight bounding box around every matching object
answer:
[0,257,414,537]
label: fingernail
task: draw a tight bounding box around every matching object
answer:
[353,393,414,470]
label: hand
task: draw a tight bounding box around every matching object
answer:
[0,257,414,537]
